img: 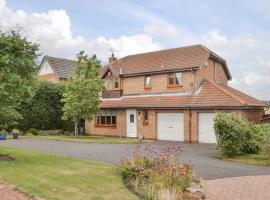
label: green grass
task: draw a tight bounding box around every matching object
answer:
[22,135,143,144]
[218,153,270,166]
[0,146,138,200]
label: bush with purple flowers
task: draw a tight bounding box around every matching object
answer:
[119,144,193,200]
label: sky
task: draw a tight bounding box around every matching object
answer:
[0,0,269,100]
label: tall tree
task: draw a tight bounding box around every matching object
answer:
[0,30,39,129]
[62,51,104,138]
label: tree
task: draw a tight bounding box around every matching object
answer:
[17,81,73,131]
[62,51,104,138]
[0,30,39,129]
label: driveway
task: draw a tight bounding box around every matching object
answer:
[1,138,270,180]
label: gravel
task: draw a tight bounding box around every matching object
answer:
[0,181,35,200]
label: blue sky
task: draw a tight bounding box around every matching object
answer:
[1,0,270,99]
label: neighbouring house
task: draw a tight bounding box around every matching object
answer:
[38,55,76,82]
[85,44,265,143]
[38,45,265,143]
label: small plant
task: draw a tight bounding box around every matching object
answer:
[27,128,39,136]
[11,129,20,134]
[58,129,65,135]
[119,144,193,199]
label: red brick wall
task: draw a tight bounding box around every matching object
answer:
[137,109,156,139]
[86,108,264,142]
[241,109,265,123]
[195,58,228,88]
[85,109,127,137]
[122,72,194,95]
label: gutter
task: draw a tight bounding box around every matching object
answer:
[119,67,200,77]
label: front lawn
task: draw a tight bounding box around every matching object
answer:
[218,153,270,166]
[0,146,138,200]
[23,135,142,144]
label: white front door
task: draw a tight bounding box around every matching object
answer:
[198,113,217,143]
[157,113,184,141]
[127,109,137,138]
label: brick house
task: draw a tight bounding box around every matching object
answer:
[85,44,265,143]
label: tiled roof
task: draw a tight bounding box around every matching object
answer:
[104,44,231,79]
[101,94,193,108]
[100,80,264,109]
[43,56,110,78]
[45,56,77,78]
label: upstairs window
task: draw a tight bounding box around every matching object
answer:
[144,76,152,88]
[168,73,182,86]
[96,109,117,126]
[106,78,119,90]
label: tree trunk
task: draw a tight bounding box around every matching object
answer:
[74,117,79,138]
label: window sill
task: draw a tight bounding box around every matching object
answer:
[144,87,152,90]
[95,125,117,129]
[167,85,183,88]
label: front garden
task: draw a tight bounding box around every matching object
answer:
[0,146,138,200]
[214,113,270,166]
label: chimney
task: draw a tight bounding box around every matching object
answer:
[109,53,117,63]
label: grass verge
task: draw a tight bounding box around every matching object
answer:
[0,146,138,200]
[218,153,270,166]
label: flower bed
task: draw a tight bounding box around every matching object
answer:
[119,144,202,200]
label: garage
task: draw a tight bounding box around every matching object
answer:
[157,113,184,141]
[198,113,217,143]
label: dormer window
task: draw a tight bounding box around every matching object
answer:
[144,76,152,88]
[168,72,182,86]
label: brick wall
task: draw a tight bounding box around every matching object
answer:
[195,58,228,88]
[85,109,127,137]
[137,110,156,139]
[86,108,264,142]
[122,72,194,95]
[241,109,264,123]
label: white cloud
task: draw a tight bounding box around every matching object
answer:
[0,0,162,63]
[257,56,270,69]
[144,22,184,38]
[0,0,269,100]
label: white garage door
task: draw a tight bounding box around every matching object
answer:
[157,113,184,141]
[198,113,217,143]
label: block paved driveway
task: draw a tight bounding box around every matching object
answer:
[204,175,270,200]
[1,138,270,180]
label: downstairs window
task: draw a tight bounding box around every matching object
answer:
[96,109,117,126]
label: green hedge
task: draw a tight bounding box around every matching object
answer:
[214,113,261,157]
[17,81,73,131]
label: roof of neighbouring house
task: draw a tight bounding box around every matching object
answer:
[41,56,77,78]
[100,80,265,109]
[103,44,232,79]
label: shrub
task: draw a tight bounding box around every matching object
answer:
[27,128,39,136]
[11,128,20,135]
[119,144,193,199]
[255,124,270,159]
[17,81,74,131]
[214,113,261,157]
